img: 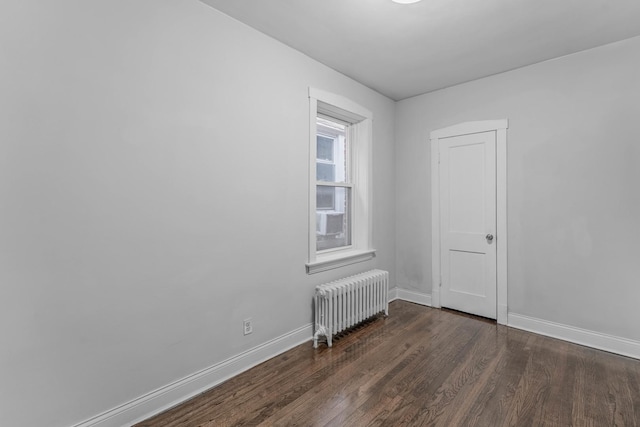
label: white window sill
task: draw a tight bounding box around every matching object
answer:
[306,249,376,274]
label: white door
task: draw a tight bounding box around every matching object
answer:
[439,131,497,319]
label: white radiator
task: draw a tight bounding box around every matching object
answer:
[313,269,389,348]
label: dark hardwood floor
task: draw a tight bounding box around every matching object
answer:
[136,300,640,426]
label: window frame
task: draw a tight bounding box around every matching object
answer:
[306,88,375,274]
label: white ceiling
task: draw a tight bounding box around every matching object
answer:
[200,0,640,100]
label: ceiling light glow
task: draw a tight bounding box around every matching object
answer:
[391,0,423,3]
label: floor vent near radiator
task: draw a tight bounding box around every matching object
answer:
[313,269,389,348]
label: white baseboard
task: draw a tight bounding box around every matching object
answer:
[388,286,399,302]
[72,324,313,427]
[395,288,432,307]
[508,313,640,360]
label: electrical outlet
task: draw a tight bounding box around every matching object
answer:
[243,318,253,335]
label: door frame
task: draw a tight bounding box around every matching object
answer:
[430,120,509,325]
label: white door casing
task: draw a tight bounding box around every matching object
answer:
[431,120,508,324]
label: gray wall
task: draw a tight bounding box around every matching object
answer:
[0,1,396,426]
[396,36,640,341]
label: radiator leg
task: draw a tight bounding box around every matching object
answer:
[313,325,327,349]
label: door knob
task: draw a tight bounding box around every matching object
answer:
[486,234,494,242]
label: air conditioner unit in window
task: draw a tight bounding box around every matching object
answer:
[316,212,344,236]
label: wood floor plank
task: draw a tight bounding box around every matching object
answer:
[258,328,417,426]
[626,358,640,425]
[367,312,486,426]
[411,323,504,426]
[596,348,639,426]
[136,301,640,427]
[310,311,465,426]
[440,329,510,426]
[455,327,530,426]
[571,344,613,426]
[252,310,434,426]
[533,340,575,427]
[501,332,563,427]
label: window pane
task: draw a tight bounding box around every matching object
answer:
[316,162,335,182]
[317,136,334,161]
[316,186,351,251]
[317,118,348,183]
[316,185,335,210]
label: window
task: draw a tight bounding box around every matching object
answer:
[306,88,375,274]
[315,117,350,250]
